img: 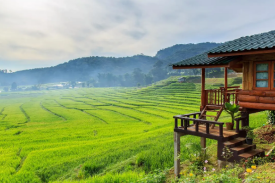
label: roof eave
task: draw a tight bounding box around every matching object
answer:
[172,64,229,69]
[208,47,275,58]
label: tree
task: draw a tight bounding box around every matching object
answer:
[70,81,76,88]
[3,87,9,92]
[144,74,153,85]
[192,69,200,76]
[31,84,41,90]
[11,82,17,91]
[150,60,167,82]
[132,68,144,86]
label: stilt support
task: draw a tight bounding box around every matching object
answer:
[174,132,181,177]
[201,137,206,148]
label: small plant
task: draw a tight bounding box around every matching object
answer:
[242,126,255,142]
[221,146,233,168]
[246,131,255,139]
[201,166,243,183]
[224,102,241,129]
[266,110,275,125]
[138,169,168,183]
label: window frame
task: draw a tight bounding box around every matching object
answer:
[253,61,272,90]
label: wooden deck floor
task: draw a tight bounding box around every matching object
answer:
[177,125,238,138]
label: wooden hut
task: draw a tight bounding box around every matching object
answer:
[172,30,275,176]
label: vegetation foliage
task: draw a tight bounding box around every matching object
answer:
[0,76,267,182]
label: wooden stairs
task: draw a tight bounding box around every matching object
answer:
[220,137,265,162]
[200,105,223,121]
[200,105,223,128]
[200,105,265,161]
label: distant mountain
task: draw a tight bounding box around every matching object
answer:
[0,55,159,85]
[155,42,221,65]
[0,42,221,86]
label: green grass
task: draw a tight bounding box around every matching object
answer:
[0,77,266,182]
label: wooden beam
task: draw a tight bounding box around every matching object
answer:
[224,67,228,102]
[201,68,206,110]
[173,64,229,69]
[208,48,275,58]
[201,137,206,148]
[228,59,243,72]
[239,101,275,111]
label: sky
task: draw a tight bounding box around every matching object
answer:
[1,0,275,71]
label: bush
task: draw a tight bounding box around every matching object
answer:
[266,111,275,125]
[185,76,201,83]
[231,77,242,85]
[254,124,275,143]
[137,169,168,183]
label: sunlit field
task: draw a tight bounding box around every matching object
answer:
[0,78,266,182]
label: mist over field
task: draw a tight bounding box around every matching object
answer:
[0,43,220,89]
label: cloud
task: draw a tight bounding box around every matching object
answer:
[1,0,275,71]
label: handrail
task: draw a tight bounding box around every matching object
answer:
[175,112,201,117]
[174,115,224,137]
[235,116,248,133]
[203,87,242,107]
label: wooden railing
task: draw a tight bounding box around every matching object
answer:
[235,113,249,133]
[204,88,225,105]
[174,113,225,139]
[203,86,242,107]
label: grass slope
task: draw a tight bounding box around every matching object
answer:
[0,77,266,182]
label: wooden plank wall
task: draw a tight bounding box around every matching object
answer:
[238,53,275,110]
[241,53,275,91]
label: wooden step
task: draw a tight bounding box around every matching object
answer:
[223,137,246,148]
[204,109,219,112]
[206,105,223,110]
[231,144,256,156]
[202,114,217,118]
[238,149,265,159]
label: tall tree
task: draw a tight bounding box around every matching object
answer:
[132,68,144,86]
[11,82,17,91]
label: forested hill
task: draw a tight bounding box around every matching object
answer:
[155,42,222,65]
[0,42,221,86]
[0,55,159,86]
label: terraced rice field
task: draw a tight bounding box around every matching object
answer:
[0,78,266,182]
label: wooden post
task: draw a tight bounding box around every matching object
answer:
[201,68,206,110]
[201,137,206,148]
[174,132,181,177]
[224,67,228,102]
[201,137,206,159]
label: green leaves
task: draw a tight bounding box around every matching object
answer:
[224,102,240,124]
[224,102,239,114]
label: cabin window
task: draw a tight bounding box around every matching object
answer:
[255,63,269,87]
[254,61,275,90]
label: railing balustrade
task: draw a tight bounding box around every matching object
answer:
[203,86,241,106]
[174,113,225,138]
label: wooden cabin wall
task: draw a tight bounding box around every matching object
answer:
[241,53,275,90]
[239,53,275,111]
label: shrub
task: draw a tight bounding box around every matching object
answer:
[185,76,201,83]
[231,77,242,85]
[137,169,168,183]
[266,110,275,125]
[254,124,275,143]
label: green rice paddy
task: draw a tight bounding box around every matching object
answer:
[0,78,266,182]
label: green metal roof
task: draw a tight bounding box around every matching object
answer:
[172,30,275,67]
[209,30,275,54]
[172,53,238,67]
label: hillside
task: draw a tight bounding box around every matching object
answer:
[0,76,266,182]
[0,42,221,86]
[155,42,221,65]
